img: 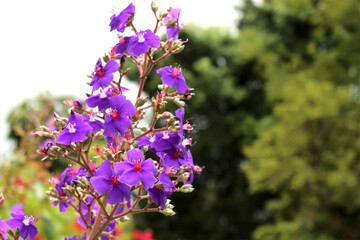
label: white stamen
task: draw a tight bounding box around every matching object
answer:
[137,32,145,43]
[68,123,76,133]
[100,88,107,98]
[162,131,169,139]
[23,217,31,226]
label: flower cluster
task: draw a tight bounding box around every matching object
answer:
[32,2,201,240]
[0,204,38,240]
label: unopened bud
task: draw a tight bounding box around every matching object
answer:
[166,117,176,127]
[62,185,75,195]
[49,197,59,204]
[161,208,176,216]
[94,132,103,141]
[159,112,173,120]
[135,97,148,108]
[0,193,4,205]
[141,146,149,152]
[180,184,194,193]
[174,98,186,107]
[119,216,130,222]
[160,11,169,19]
[151,1,158,13]
[177,172,190,182]
[158,84,164,90]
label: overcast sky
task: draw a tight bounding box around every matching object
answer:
[0,0,240,155]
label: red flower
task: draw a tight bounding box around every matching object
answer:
[132,229,154,240]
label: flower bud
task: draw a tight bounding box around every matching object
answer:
[0,193,4,205]
[135,97,148,108]
[166,117,176,128]
[62,185,75,195]
[180,184,194,193]
[161,208,176,216]
[119,216,130,222]
[151,1,158,13]
[159,111,173,120]
[160,11,169,19]
[177,172,190,182]
[174,98,186,107]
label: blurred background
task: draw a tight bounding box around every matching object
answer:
[2,0,360,239]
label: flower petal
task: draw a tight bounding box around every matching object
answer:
[90,176,111,195]
[139,171,157,190]
[119,169,140,186]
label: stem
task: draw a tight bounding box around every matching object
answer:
[137,53,149,98]
[88,195,107,240]
[93,204,120,239]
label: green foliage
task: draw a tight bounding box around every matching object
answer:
[241,0,360,239]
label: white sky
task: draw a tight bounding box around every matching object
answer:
[0,0,240,155]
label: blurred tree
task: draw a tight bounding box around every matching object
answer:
[6,93,71,171]
[129,25,272,239]
[240,0,360,239]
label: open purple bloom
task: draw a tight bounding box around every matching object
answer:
[163,8,181,40]
[156,66,188,94]
[6,211,38,240]
[152,131,181,153]
[110,3,135,32]
[90,58,119,93]
[103,95,136,137]
[115,36,131,56]
[85,88,115,111]
[84,110,104,132]
[56,111,92,145]
[90,160,131,205]
[159,144,189,169]
[148,173,175,210]
[115,148,158,190]
[148,187,167,210]
[128,30,160,57]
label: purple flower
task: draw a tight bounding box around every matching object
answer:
[148,187,167,210]
[157,66,188,94]
[163,8,181,40]
[6,211,38,240]
[109,3,135,32]
[184,150,195,184]
[83,110,104,132]
[85,88,114,111]
[128,30,160,57]
[175,107,185,137]
[115,36,131,56]
[148,173,175,210]
[115,148,158,190]
[65,237,78,240]
[161,145,189,169]
[52,166,87,212]
[0,217,9,239]
[56,111,92,145]
[90,58,119,93]
[103,95,136,137]
[152,131,181,153]
[90,160,131,205]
